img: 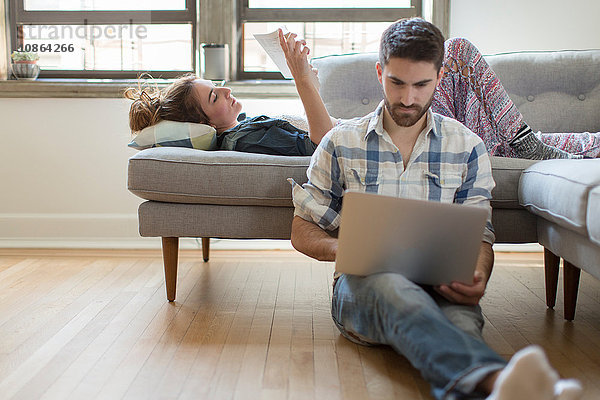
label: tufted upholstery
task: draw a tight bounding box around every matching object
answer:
[311,53,381,119]
[486,50,600,133]
[312,48,600,134]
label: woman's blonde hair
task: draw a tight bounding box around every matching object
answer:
[124,73,210,133]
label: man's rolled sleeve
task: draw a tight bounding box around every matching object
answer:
[455,141,496,244]
[290,135,344,232]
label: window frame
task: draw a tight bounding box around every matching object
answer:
[8,0,197,79]
[236,0,422,80]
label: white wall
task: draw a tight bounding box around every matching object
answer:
[450,0,600,54]
[0,97,302,249]
[3,0,597,249]
[1,98,144,247]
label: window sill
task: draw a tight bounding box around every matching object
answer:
[0,79,299,99]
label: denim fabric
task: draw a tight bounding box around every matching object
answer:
[331,273,507,400]
[218,115,317,156]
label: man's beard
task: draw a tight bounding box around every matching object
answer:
[384,95,433,127]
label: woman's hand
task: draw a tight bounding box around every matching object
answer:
[278,29,320,90]
[277,28,334,144]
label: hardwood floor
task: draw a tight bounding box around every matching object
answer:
[0,249,599,400]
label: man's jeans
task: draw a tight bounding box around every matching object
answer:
[331,273,507,400]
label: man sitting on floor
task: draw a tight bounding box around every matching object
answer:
[289,17,582,400]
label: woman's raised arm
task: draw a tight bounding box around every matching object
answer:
[279,29,337,145]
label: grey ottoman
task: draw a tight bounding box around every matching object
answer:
[520,159,600,320]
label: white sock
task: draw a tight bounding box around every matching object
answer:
[555,379,583,400]
[487,345,577,400]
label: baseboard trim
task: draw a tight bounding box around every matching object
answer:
[493,243,543,252]
[0,238,540,252]
[0,238,295,250]
[0,213,541,252]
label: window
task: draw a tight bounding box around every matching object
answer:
[8,0,196,78]
[5,1,432,81]
[237,0,421,79]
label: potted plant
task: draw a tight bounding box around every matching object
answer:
[10,51,41,80]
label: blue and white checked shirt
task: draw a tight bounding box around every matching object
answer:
[290,101,496,245]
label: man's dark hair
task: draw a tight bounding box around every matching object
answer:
[379,18,445,71]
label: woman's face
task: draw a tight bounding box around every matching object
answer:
[193,79,243,132]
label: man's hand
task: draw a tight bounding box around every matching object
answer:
[278,29,320,90]
[434,242,494,306]
[434,270,487,306]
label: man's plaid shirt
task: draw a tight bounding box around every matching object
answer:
[290,101,496,245]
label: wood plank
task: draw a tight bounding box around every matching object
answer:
[0,250,598,400]
[381,348,429,399]
[120,261,213,400]
[206,262,265,399]
[92,261,202,400]
[175,260,249,400]
[146,259,236,400]
[0,256,25,272]
[334,336,370,400]
[66,264,183,399]
[259,261,295,398]
[30,259,166,400]
[0,258,98,343]
[289,262,315,400]
[0,258,141,381]
[233,262,281,400]
[313,339,342,400]
[358,345,399,398]
[0,258,154,399]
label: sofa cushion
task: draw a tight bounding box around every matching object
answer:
[311,53,381,119]
[485,49,600,133]
[588,186,600,246]
[490,156,538,209]
[129,148,531,211]
[128,147,310,207]
[313,50,600,134]
[519,159,600,236]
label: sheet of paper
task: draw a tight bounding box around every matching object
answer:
[253,27,293,79]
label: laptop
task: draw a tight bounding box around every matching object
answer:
[335,191,489,285]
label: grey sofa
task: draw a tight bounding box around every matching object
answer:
[128,48,600,319]
[519,160,600,320]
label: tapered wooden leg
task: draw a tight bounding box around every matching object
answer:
[162,237,179,302]
[202,237,210,262]
[563,260,581,321]
[544,248,560,309]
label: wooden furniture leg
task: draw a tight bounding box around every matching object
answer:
[563,260,581,321]
[162,237,179,302]
[544,248,560,309]
[202,237,210,262]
